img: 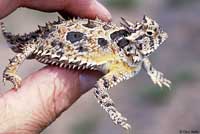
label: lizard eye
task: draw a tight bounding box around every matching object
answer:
[146,31,153,36]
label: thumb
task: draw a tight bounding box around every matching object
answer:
[0,66,102,133]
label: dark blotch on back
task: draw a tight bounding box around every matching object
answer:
[76,46,88,52]
[98,38,108,48]
[66,31,84,43]
[103,24,111,30]
[110,29,129,40]
[117,38,130,48]
[82,20,96,28]
[51,40,64,49]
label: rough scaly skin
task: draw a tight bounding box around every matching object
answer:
[1,16,171,132]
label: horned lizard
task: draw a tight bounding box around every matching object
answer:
[1,15,171,132]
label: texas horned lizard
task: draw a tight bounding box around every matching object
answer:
[1,15,171,132]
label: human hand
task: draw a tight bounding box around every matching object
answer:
[0,0,111,20]
[0,0,111,133]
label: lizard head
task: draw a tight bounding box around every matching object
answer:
[121,15,168,57]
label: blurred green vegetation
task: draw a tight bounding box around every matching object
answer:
[173,70,195,85]
[105,0,140,9]
[70,117,99,134]
[138,70,195,105]
[139,85,171,105]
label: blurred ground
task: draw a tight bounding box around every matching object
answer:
[0,0,200,134]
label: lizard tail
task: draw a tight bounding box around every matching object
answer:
[1,22,12,39]
[1,22,26,53]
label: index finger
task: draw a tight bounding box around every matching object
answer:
[21,0,111,21]
[0,0,111,21]
[59,0,112,21]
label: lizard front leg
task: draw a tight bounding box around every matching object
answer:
[3,44,36,88]
[93,63,142,132]
[143,58,171,88]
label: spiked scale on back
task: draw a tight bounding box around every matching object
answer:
[1,15,171,133]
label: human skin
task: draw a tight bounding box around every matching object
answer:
[0,0,111,133]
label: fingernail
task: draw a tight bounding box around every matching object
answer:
[95,1,112,21]
[79,71,102,94]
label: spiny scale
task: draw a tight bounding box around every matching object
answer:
[1,15,171,133]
